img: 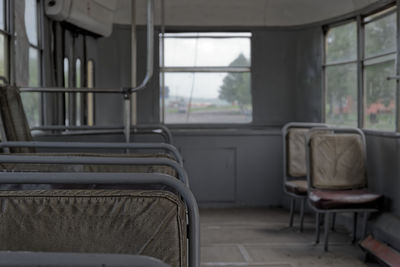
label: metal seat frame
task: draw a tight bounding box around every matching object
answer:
[305,127,380,251]
[282,122,327,232]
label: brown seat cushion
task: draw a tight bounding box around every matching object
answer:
[285,179,308,195]
[309,189,382,210]
[0,189,187,267]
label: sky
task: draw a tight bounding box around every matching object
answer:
[162,34,251,99]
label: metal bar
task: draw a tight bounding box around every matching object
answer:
[315,213,321,244]
[324,213,331,251]
[323,59,358,67]
[161,66,251,73]
[160,0,166,124]
[396,0,400,132]
[358,15,365,128]
[387,75,400,80]
[129,0,154,93]
[0,251,171,267]
[0,141,182,165]
[289,198,295,227]
[363,5,397,24]
[300,198,305,232]
[0,172,199,267]
[31,124,173,143]
[352,212,358,243]
[0,154,187,186]
[363,52,396,65]
[20,87,125,93]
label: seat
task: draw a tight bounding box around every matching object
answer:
[0,172,200,267]
[306,127,383,251]
[282,122,327,231]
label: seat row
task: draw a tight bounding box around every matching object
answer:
[0,85,200,267]
[282,122,382,251]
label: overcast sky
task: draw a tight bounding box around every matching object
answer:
[163,35,251,99]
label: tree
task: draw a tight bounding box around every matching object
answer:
[218,54,251,109]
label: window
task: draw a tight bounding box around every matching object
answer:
[160,32,252,124]
[324,6,399,132]
[63,57,70,125]
[21,0,41,127]
[87,60,94,126]
[0,0,7,84]
[363,9,397,131]
[324,22,358,127]
[75,58,81,126]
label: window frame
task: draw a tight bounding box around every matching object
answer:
[160,31,253,126]
[322,4,400,133]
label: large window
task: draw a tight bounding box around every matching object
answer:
[363,9,397,131]
[21,0,42,127]
[324,6,399,132]
[160,32,252,124]
[0,0,8,84]
[324,22,358,127]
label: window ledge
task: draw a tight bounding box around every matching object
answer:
[363,129,400,138]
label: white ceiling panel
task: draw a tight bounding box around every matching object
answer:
[114,0,381,26]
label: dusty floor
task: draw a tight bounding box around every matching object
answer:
[200,208,379,267]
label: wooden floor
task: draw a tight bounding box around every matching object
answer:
[200,208,379,267]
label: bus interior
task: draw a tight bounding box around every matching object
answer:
[0,0,399,266]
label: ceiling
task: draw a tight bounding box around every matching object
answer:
[114,0,380,27]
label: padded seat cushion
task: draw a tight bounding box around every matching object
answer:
[287,128,308,177]
[310,134,366,189]
[0,189,187,267]
[309,189,382,210]
[285,179,308,195]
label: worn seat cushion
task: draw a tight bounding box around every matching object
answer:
[0,189,187,267]
[310,134,366,190]
[285,179,308,195]
[287,128,309,177]
[309,189,382,210]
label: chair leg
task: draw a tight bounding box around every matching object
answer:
[324,212,331,252]
[300,198,305,232]
[361,212,369,239]
[315,212,321,244]
[289,198,295,227]
[331,213,336,231]
[352,212,358,244]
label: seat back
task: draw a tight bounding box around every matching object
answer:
[0,189,187,267]
[0,86,35,153]
[309,133,367,190]
[287,128,309,177]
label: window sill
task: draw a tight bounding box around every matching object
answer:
[362,129,400,138]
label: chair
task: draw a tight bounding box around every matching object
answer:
[0,171,200,267]
[282,122,327,231]
[306,127,382,251]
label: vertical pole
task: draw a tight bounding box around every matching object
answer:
[396,1,400,132]
[300,198,305,232]
[289,198,295,227]
[357,15,365,129]
[125,0,137,144]
[160,0,165,123]
[324,212,331,252]
[315,213,321,244]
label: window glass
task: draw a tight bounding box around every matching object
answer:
[0,34,7,80]
[24,0,38,46]
[364,60,396,131]
[162,32,252,124]
[75,59,81,126]
[87,60,94,126]
[63,58,69,87]
[164,35,251,67]
[21,48,40,127]
[325,22,357,63]
[324,22,358,126]
[28,47,39,86]
[365,12,396,57]
[325,64,358,126]
[0,0,5,30]
[164,72,251,124]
